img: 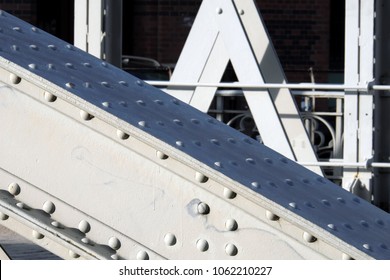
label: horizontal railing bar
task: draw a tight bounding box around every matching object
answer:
[298,161,390,168]
[147,81,390,91]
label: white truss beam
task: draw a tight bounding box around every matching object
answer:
[167,0,321,175]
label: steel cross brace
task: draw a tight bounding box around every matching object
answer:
[0,11,389,260]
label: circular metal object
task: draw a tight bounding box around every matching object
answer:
[0,212,9,220]
[197,202,210,215]
[225,243,238,256]
[156,151,169,160]
[42,201,56,214]
[78,220,91,233]
[44,91,57,102]
[8,182,20,196]
[303,232,317,243]
[225,219,238,231]
[16,202,26,209]
[265,210,280,221]
[108,237,121,250]
[223,188,237,199]
[136,251,149,260]
[342,253,354,260]
[164,233,177,246]
[32,230,44,239]
[116,129,129,140]
[51,221,61,228]
[80,110,93,121]
[196,239,209,252]
[69,250,80,259]
[195,172,208,183]
[9,73,21,84]
[81,237,90,244]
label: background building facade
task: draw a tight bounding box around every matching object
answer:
[0,0,344,83]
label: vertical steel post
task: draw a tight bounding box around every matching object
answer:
[374,0,390,211]
[343,0,374,201]
[105,0,123,67]
[74,0,88,51]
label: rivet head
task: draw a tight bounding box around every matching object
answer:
[11,45,19,51]
[223,188,236,199]
[195,172,208,183]
[48,44,57,50]
[44,91,57,102]
[9,73,21,84]
[0,212,9,220]
[327,223,336,230]
[363,243,371,250]
[80,110,93,121]
[8,182,21,196]
[197,202,210,215]
[156,150,168,160]
[51,221,61,228]
[251,182,261,189]
[239,9,245,15]
[116,129,129,140]
[216,8,223,14]
[16,202,26,209]
[32,230,44,239]
[65,82,75,89]
[164,233,177,246]
[266,210,279,221]
[101,81,110,87]
[28,63,37,70]
[176,140,184,147]
[303,232,317,243]
[81,237,90,244]
[42,201,56,214]
[342,253,354,260]
[196,239,209,252]
[108,237,121,250]
[225,243,238,256]
[69,250,80,258]
[102,101,111,108]
[78,220,91,233]
[136,80,144,87]
[119,81,128,87]
[288,202,298,209]
[138,120,147,128]
[225,219,238,231]
[136,251,149,260]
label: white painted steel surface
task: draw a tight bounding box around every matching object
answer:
[1,11,390,260]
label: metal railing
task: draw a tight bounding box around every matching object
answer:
[146,80,390,174]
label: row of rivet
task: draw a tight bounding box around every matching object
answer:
[2,69,365,259]
[6,72,240,257]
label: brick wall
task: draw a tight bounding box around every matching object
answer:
[0,0,37,24]
[258,0,331,82]
[1,0,334,83]
[129,0,201,66]
[130,0,332,82]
